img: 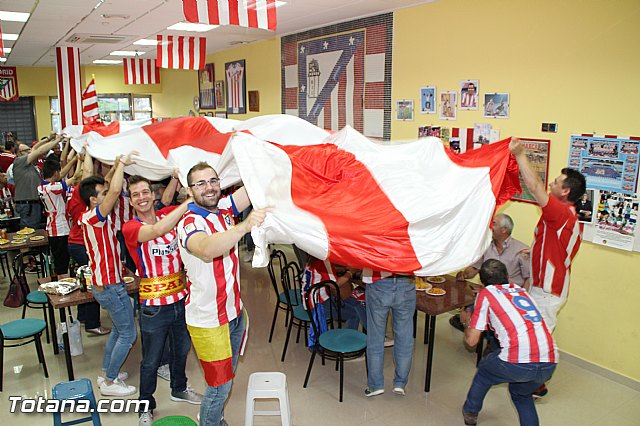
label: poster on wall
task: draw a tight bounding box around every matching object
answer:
[214,80,225,109]
[396,100,414,120]
[420,86,436,114]
[593,190,638,251]
[0,67,20,102]
[512,138,550,204]
[568,135,639,194]
[225,60,246,114]
[483,93,509,118]
[198,63,215,109]
[440,91,457,120]
[577,189,596,223]
[460,79,478,110]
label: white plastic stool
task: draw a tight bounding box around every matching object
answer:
[245,372,291,426]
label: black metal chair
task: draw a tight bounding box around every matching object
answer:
[267,249,297,342]
[303,280,367,402]
[280,261,308,362]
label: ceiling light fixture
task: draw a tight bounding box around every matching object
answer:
[2,47,11,53]
[93,59,122,64]
[110,50,144,56]
[94,0,105,10]
[0,11,30,22]
[167,22,218,32]
[0,58,6,62]
[1,33,19,41]
[133,39,158,46]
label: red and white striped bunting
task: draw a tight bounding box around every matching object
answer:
[0,20,5,57]
[56,47,82,128]
[123,58,160,85]
[183,0,277,31]
[156,35,206,70]
[82,78,100,124]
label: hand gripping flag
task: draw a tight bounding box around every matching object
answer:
[183,0,277,31]
[81,78,100,124]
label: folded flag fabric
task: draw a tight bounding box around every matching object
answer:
[81,78,100,124]
[71,114,519,275]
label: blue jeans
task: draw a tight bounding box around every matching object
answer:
[139,299,191,411]
[92,282,137,381]
[16,202,43,229]
[200,314,244,426]
[68,243,101,330]
[365,277,416,390]
[343,298,367,330]
[463,351,557,426]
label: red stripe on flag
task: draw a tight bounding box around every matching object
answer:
[199,357,233,388]
[366,25,387,54]
[0,21,4,57]
[364,82,384,109]
[452,128,460,138]
[279,143,421,272]
[123,59,130,84]
[283,41,297,67]
[182,0,199,22]
[178,36,185,69]
[82,121,120,136]
[247,0,258,28]
[323,97,332,130]
[284,87,297,110]
[198,37,206,70]
[266,0,277,30]
[68,49,80,126]
[466,128,474,151]
[154,63,160,83]
[210,0,221,24]
[229,0,240,25]
[168,36,174,69]
[142,117,230,158]
[157,35,164,68]
[189,37,196,69]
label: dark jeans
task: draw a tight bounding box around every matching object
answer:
[463,351,557,426]
[49,235,69,275]
[16,201,44,229]
[139,299,191,411]
[68,242,101,330]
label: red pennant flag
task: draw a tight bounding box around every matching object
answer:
[156,35,206,70]
[183,0,277,31]
[123,58,160,85]
[82,78,101,125]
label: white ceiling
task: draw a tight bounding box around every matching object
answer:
[0,0,436,67]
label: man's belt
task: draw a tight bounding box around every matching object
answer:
[139,271,185,300]
[15,199,40,205]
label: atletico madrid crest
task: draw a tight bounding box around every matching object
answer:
[223,214,232,226]
[0,67,19,102]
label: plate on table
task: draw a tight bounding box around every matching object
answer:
[0,238,9,245]
[12,238,27,244]
[124,276,135,284]
[426,276,446,284]
[426,288,446,296]
[17,228,35,235]
[59,277,77,283]
[30,235,45,241]
[415,277,432,291]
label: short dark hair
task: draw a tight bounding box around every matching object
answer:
[79,176,106,207]
[479,259,509,287]
[4,140,15,152]
[42,160,61,179]
[561,167,587,203]
[127,175,152,193]
[187,162,215,186]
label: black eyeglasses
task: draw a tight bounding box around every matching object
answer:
[189,178,220,190]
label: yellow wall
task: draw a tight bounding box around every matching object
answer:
[393,0,640,381]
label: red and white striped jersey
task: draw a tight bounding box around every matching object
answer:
[81,207,123,286]
[113,181,134,231]
[123,206,186,306]
[39,180,70,237]
[305,259,336,285]
[361,269,393,284]
[0,151,15,173]
[178,198,241,328]
[471,283,557,364]
[66,186,85,245]
[531,196,582,299]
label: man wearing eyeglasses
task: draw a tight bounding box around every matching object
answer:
[177,161,266,426]
[13,133,62,229]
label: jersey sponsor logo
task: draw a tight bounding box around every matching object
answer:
[184,223,197,234]
[149,238,178,256]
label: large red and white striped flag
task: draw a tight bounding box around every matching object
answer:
[156,35,206,70]
[56,47,82,128]
[81,78,100,124]
[0,21,4,57]
[65,118,154,147]
[73,115,520,274]
[123,58,160,85]
[182,0,277,31]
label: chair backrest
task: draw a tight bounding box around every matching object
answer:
[281,261,303,306]
[305,280,343,345]
[12,252,26,279]
[267,249,288,297]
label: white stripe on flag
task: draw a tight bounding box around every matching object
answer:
[218,0,230,25]
[197,0,209,23]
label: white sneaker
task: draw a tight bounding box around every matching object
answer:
[97,371,129,387]
[100,378,137,396]
[393,386,406,396]
[157,364,170,381]
[384,336,394,347]
[139,410,153,426]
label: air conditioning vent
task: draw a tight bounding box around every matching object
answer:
[65,33,129,44]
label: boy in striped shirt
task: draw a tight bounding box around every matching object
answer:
[461,259,557,426]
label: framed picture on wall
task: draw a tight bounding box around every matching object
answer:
[460,79,479,110]
[420,86,436,114]
[214,80,225,109]
[198,63,215,109]
[225,60,246,114]
[215,111,228,119]
[439,91,457,120]
[483,93,510,118]
[248,90,259,112]
[512,138,551,204]
[395,100,414,121]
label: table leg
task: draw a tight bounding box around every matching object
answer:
[412,310,417,339]
[48,302,58,355]
[424,314,429,345]
[424,315,437,393]
[59,307,75,381]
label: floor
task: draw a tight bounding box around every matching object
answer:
[0,244,638,425]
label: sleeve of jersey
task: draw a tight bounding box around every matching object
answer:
[83,207,106,227]
[179,215,205,249]
[470,290,490,331]
[541,196,573,229]
[158,205,179,216]
[220,196,239,216]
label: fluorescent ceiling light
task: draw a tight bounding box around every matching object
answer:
[93,59,122,64]
[133,38,158,46]
[0,11,30,22]
[1,33,19,41]
[167,22,218,32]
[255,1,286,9]
[0,57,6,62]
[110,50,144,57]
[2,47,11,53]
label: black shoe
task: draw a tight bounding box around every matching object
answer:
[532,384,548,399]
[462,409,478,425]
[449,314,465,332]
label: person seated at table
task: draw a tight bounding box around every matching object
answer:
[79,151,138,396]
[39,156,78,276]
[460,259,557,426]
[451,213,530,333]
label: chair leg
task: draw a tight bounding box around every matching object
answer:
[281,315,294,362]
[268,304,279,343]
[34,333,49,378]
[339,355,344,402]
[1,340,4,392]
[303,346,317,388]
[295,320,302,343]
[21,303,27,319]
[42,306,50,344]
[0,255,5,276]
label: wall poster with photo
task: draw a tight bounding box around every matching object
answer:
[460,79,478,110]
[215,111,227,119]
[396,100,414,121]
[483,93,510,118]
[225,60,246,114]
[420,86,436,114]
[214,80,225,109]
[439,91,457,120]
[593,190,638,251]
[512,138,550,204]
[198,63,215,109]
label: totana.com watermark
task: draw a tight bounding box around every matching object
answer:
[9,396,149,413]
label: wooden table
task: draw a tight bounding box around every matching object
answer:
[38,275,139,381]
[414,275,478,392]
[0,229,49,251]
